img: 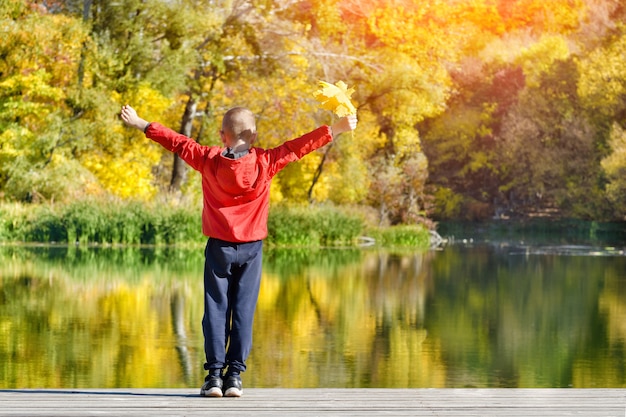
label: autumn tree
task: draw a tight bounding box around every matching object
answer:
[321,0,458,224]
[0,0,99,201]
[419,0,590,220]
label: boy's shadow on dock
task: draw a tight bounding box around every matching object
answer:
[0,389,199,398]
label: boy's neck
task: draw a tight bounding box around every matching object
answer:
[223,139,250,159]
[223,147,249,159]
[229,140,250,153]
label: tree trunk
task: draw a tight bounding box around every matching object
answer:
[169,96,197,193]
[307,142,333,202]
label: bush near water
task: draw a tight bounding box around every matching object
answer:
[0,200,430,248]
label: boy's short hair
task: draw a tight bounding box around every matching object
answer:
[222,107,256,142]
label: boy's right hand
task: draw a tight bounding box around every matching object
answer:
[330,114,358,138]
[120,105,150,132]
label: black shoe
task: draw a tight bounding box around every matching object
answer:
[200,375,223,397]
[223,374,243,397]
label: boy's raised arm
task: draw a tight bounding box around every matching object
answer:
[120,105,150,132]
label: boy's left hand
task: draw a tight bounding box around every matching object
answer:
[120,105,150,132]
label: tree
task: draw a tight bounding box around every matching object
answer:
[338,0,458,224]
[0,1,98,201]
[496,57,604,218]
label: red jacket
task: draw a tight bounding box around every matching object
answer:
[146,123,333,242]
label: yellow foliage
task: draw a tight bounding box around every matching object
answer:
[320,157,368,204]
[480,32,536,65]
[0,70,66,128]
[278,152,326,202]
[368,3,456,63]
[269,179,285,204]
[83,84,173,199]
[82,153,158,200]
[309,0,347,41]
[0,127,29,158]
[392,125,422,160]
[518,35,570,87]
[125,84,177,128]
[578,35,626,119]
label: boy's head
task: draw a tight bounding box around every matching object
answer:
[221,107,257,148]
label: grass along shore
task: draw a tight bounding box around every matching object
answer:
[0,200,431,249]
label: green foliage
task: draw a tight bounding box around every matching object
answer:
[495,58,602,219]
[0,201,433,248]
[578,29,626,126]
[266,204,364,247]
[432,187,464,220]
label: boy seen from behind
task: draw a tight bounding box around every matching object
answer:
[120,104,357,397]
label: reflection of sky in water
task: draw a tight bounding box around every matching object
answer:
[0,245,624,389]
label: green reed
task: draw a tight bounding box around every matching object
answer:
[0,200,203,245]
[0,200,430,248]
[266,204,364,247]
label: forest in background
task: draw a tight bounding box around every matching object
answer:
[2,0,626,225]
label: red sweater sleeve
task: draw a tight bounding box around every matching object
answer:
[145,122,213,172]
[265,126,333,177]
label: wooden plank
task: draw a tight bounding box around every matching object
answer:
[0,389,624,416]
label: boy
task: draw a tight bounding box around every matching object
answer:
[120,104,357,397]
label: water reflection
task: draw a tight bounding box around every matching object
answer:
[0,244,624,388]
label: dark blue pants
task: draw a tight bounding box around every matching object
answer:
[202,238,263,375]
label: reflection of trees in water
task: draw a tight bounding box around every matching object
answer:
[364,251,438,387]
[369,251,434,328]
[426,245,626,387]
[0,246,205,389]
[170,290,193,385]
[1,245,625,388]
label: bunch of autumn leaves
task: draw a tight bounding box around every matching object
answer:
[314,80,357,118]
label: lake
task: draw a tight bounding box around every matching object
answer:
[0,238,625,389]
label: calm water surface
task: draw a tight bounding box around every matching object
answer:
[0,242,624,388]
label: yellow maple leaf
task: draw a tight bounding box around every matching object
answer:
[313,80,356,117]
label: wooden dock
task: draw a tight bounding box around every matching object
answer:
[1,388,625,416]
